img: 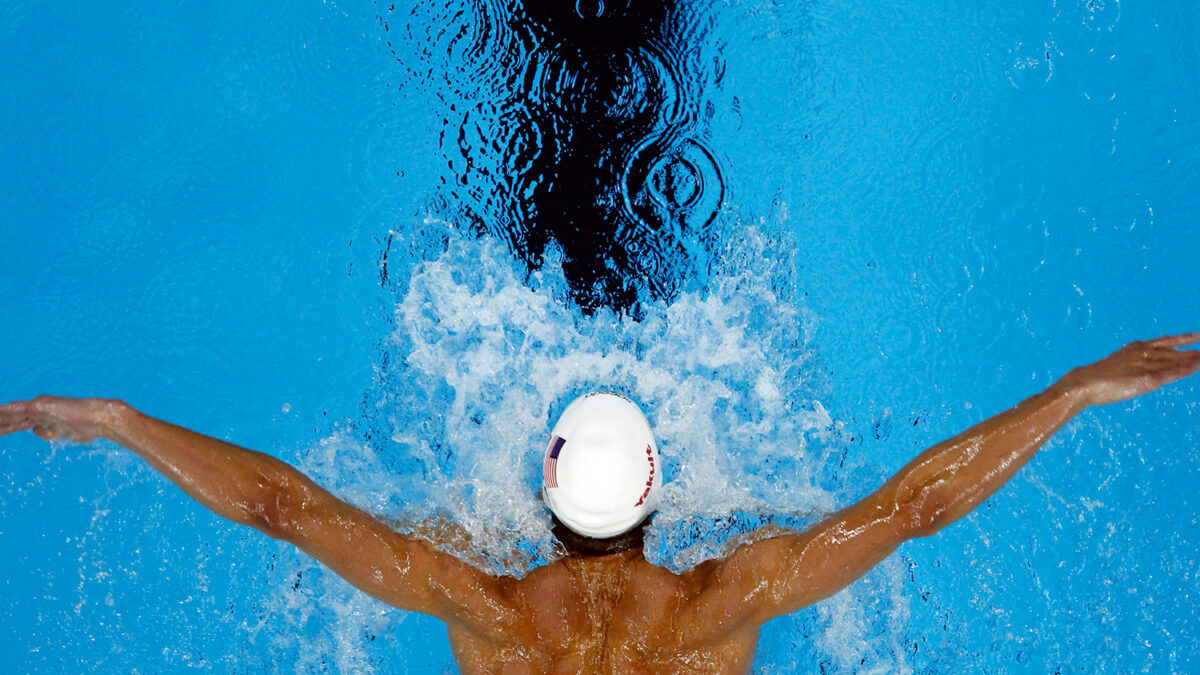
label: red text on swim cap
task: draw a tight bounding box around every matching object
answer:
[635,444,655,507]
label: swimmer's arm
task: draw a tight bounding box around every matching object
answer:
[0,397,512,629]
[687,334,1200,634]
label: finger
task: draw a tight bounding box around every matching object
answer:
[1147,351,1200,367]
[0,412,33,430]
[0,421,35,436]
[32,426,58,441]
[1147,333,1200,349]
[1157,351,1200,371]
[1146,349,1200,364]
[0,400,30,419]
[1147,357,1200,383]
[1175,355,1200,377]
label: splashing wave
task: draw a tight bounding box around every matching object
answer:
[298,225,841,576]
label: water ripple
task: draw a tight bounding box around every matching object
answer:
[376,0,728,310]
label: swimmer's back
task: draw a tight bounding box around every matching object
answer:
[446,549,758,675]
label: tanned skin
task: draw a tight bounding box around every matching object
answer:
[2,334,1198,673]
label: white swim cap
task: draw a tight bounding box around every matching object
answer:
[542,392,661,539]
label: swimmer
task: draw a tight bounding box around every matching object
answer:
[2,334,1198,673]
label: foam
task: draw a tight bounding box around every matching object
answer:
[266,223,912,671]
[309,227,838,572]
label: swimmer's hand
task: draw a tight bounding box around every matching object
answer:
[1060,333,1200,407]
[0,395,122,444]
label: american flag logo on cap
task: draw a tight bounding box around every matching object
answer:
[543,435,565,489]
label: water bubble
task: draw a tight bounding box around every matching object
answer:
[1079,0,1121,32]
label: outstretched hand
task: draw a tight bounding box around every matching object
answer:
[1063,333,1200,407]
[0,396,120,444]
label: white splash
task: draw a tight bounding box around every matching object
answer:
[265,225,911,672]
[323,228,843,574]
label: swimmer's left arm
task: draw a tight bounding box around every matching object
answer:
[683,333,1200,637]
[0,397,515,632]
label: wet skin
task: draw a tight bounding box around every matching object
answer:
[2,335,1198,673]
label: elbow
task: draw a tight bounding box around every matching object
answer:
[247,492,296,540]
[237,469,313,540]
[891,483,950,538]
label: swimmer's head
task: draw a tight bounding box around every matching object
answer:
[541,392,661,548]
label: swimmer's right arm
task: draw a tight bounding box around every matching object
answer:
[684,333,1200,637]
[0,397,512,630]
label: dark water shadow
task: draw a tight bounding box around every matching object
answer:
[377,0,727,313]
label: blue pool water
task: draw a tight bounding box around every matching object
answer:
[2,0,1198,672]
